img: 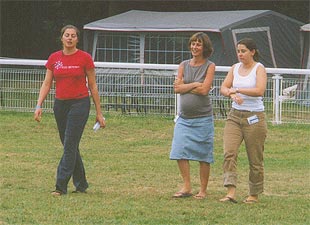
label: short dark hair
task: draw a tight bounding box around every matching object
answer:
[188,32,213,58]
[237,38,260,61]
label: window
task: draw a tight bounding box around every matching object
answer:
[94,32,191,64]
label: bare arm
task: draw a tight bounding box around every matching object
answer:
[220,65,234,97]
[228,65,267,96]
[220,65,243,104]
[173,62,208,94]
[86,68,106,128]
[190,63,215,95]
[34,69,53,122]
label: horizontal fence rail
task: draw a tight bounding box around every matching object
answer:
[0,58,309,124]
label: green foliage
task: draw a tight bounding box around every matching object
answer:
[0,111,309,225]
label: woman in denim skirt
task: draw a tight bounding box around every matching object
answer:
[170,32,215,200]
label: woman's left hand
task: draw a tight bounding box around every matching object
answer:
[227,87,238,96]
[231,94,244,105]
[97,116,106,128]
[173,78,184,87]
[34,108,42,122]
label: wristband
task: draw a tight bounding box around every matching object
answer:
[35,105,41,109]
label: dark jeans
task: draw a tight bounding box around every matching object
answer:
[53,97,90,194]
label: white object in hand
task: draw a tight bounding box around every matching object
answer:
[93,117,105,131]
[93,122,100,131]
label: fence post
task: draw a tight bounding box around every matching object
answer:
[173,70,179,122]
[272,74,283,124]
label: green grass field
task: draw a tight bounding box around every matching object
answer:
[0,111,309,225]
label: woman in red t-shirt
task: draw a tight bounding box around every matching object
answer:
[34,25,106,196]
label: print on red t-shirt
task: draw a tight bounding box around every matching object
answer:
[45,50,95,99]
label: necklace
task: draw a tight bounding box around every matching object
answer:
[241,62,256,71]
[242,61,255,70]
[239,62,256,76]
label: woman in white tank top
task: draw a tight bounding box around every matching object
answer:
[219,38,268,204]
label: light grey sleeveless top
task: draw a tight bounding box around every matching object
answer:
[179,59,213,118]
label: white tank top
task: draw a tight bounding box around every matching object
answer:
[232,62,265,112]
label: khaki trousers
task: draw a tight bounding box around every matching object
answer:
[223,108,267,195]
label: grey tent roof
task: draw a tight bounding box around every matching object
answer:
[84,10,286,32]
[83,9,304,69]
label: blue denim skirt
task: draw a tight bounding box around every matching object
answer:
[170,116,214,163]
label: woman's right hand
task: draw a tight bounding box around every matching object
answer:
[231,94,244,105]
[34,108,42,122]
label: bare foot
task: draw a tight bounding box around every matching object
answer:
[172,191,193,198]
[243,195,258,204]
[51,190,63,196]
[220,196,238,203]
[193,192,206,199]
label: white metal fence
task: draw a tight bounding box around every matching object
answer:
[0,58,309,124]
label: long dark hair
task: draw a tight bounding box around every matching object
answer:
[60,25,80,39]
[237,38,260,61]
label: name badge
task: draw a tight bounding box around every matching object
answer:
[247,115,259,125]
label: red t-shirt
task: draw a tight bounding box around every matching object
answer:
[45,50,95,99]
